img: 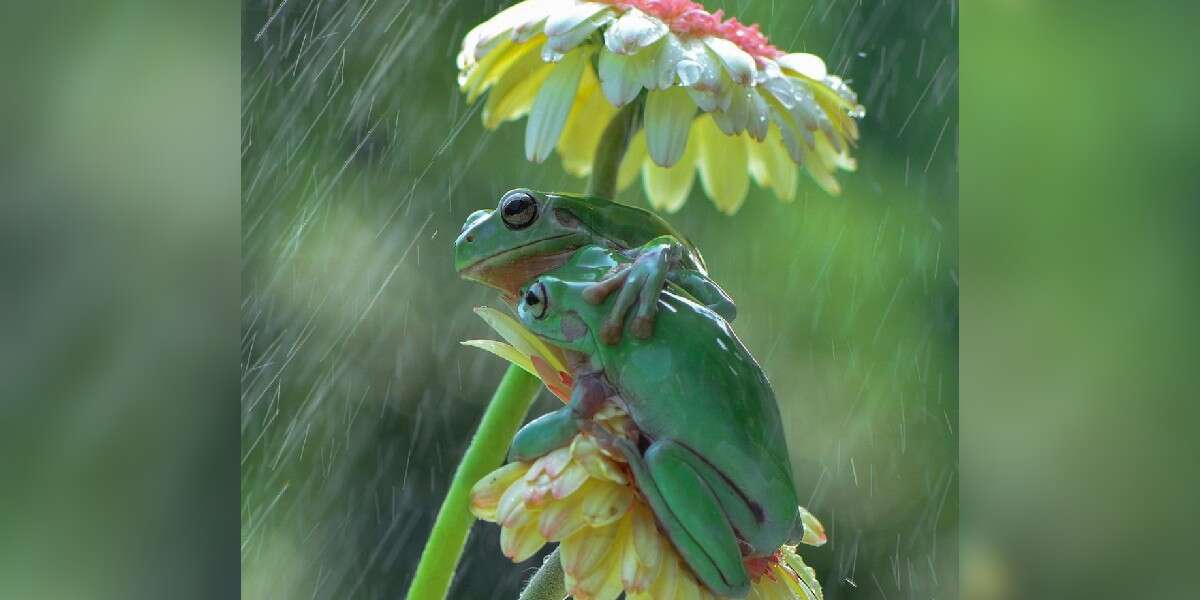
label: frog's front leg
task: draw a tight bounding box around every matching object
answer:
[583,235,735,344]
[609,437,752,598]
[509,371,611,462]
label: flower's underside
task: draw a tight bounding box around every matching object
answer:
[464,309,829,599]
[458,0,865,214]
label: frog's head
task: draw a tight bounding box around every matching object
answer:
[516,276,600,355]
[454,188,596,296]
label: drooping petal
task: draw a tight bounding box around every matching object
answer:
[457,0,553,68]
[526,47,590,163]
[598,50,644,107]
[616,129,648,192]
[500,511,547,562]
[704,37,756,86]
[642,128,697,212]
[777,52,828,79]
[482,41,555,128]
[460,340,537,377]
[537,495,589,540]
[560,519,620,578]
[644,86,696,167]
[746,126,798,202]
[469,462,531,522]
[781,546,824,600]
[604,8,668,55]
[543,3,612,59]
[557,64,618,176]
[695,115,750,214]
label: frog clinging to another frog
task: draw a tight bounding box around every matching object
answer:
[455,189,803,598]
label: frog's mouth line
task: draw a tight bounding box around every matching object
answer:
[461,234,576,272]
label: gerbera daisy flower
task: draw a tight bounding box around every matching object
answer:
[457,0,865,214]
[463,308,828,599]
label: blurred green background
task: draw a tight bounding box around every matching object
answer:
[241,1,956,598]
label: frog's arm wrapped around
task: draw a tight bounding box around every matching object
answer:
[507,247,803,598]
[454,189,736,343]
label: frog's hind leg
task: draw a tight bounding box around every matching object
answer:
[611,437,751,598]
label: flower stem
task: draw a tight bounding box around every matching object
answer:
[407,366,543,600]
[518,548,566,600]
[588,99,642,199]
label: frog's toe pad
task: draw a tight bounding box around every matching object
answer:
[630,315,654,339]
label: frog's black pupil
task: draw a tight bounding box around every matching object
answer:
[500,191,537,229]
[525,290,539,306]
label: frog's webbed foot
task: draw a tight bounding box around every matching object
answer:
[582,243,675,344]
[610,438,752,598]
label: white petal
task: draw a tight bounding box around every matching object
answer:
[598,51,643,107]
[746,88,770,141]
[459,0,554,67]
[544,12,611,60]
[703,37,756,86]
[644,87,696,167]
[653,35,688,88]
[777,52,828,79]
[544,1,609,37]
[604,8,668,55]
[526,48,590,163]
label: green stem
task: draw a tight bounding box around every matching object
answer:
[588,99,642,199]
[407,366,542,600]
[518,548,566,600]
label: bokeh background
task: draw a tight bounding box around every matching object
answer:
[241,1,957,598]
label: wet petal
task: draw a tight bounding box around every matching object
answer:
[746,87,771,142]
[557,64,618,176]
[777,52,828,79]
[544,1,609,38]
[598,50,644,107]
[544,3,612,58]
[695,115,750,214]
[458,0,552,67]
[604,8,667,55]
[644,86,696,167]
[704,37,756,86]
[641,129,697,212]
[781,546,824,600]
[526,47,590,163]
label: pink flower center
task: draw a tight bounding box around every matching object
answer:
[599,0,783,61]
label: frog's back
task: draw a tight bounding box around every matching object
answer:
[599,293,796,509]
[549,192,707,272]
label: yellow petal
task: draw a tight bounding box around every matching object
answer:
[557,64,618,177]
[781,546,824,600]
[526,445,574,481]
[538,497,589,541]
[501,514,547,562]
[580,481,634,527]
[641,130,697,212]
[572,545,625,600]
[550,462,590,500]
[644,86,696,167]
[746,126,798,202]
[460,340,538,377]
[571,434,628,485]
[496,477,531,526]
[561,520,619,577]
[798,506,827,546]
[473,306,567,372]
[469,462,531,522]
[483,42,554,129]
[617,129,647,192]
[630,504,662,570]
[526,47,591,163]
[695,114,750,214]
[463,36,539,104]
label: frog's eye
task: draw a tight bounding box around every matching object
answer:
[500,189,538,229]
[524,282,548,319]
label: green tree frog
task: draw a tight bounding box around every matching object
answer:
[454,188,736,343]
[507,247,802,598]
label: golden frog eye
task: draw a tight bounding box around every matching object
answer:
[500,189,538,230]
